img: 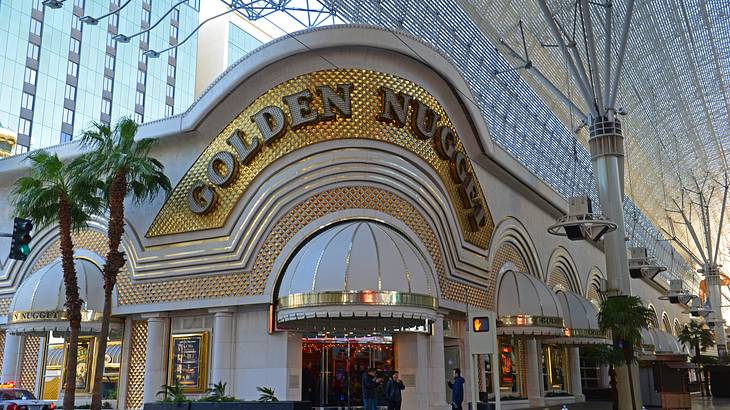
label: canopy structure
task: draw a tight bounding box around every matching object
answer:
[548,290,609,345]
[641,328,686,355]
[276,221,439,333]
[496,270,564,336]
[6,254,104,336]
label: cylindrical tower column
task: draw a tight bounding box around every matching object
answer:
[526,338,544,407]
[210,308,235,387]
[589,117,631,296]
[568,346,584,401]
[706,265,727,357]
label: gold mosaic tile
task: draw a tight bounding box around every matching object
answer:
[117,186,493,308]
[146,69,493,249]
[547,268,572,292]
[0,331,5,372]
[125,320,147,410]
[19,335,39,391]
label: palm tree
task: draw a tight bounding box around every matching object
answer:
[678,320,714,395]
[582,345,624,410]
[597,295,655,410]
[79,117,171,410]
[12,151,103,410]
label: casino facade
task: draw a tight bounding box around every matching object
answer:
[0,26,690,410]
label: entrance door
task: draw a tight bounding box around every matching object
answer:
[302,336,394,408]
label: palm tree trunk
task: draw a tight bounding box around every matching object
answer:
[59,193,82,410]
[90,170,126,410]
[623,343,637,410]
[609,366,618,410]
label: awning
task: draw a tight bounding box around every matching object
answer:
[650,328,686,355]
[46,343,122,368]
[547,291,609,345]
[496,270,564,336]
[275,221,439,333]
[6,252,104,336]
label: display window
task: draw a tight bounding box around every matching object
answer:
[542,344,567,395]
[492,336,523,399]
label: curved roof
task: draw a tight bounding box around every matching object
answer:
[549,290,608,345]
[496,270,564,336]
[278,221,436,297]
[7,255,104,335]
[276,221,438,333]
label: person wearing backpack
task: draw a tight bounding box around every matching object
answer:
[385,371,406,410]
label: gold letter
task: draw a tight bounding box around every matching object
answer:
[317,84,353,120]
[283,89,318,129]
[433,126,456,159]
[377,87,410,127]
[227,129,261,165]
[410,99,441,140]
[188,180,217,214]
[251,106,287,144]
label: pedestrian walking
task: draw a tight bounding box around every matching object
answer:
[386,371,406,410]
[447,368,465,410]
[362,367,383,410]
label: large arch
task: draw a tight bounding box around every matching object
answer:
[488,217,543,279]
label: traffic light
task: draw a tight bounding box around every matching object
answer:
[471,316,489,333]
[9,217,33,261]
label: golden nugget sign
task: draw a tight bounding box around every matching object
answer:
[147,69,493,248]
[189,85,486,229]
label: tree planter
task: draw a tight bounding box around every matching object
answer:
[145,402,311,410]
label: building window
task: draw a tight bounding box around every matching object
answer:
[101,99,111,115]
[27,43,39,60]
[74,0,85,7]
[138,49,147,64]
[167,64,175,78]
[103,76,113,93]
[30,18,42,36]
[166,84,174,99]
[141,31,149,44]
[165,104,173,116]
[65,84,76,100]
[72,16,82,31]
[18,118,31,136]
[171,8,180,21]
[135,90,144,106]
[107,33,116,48]
[109,13,119,27]
[104,54,115,70]
[170,47,177,59]
[137,69,146,85]
[62,108,74,125]
[32,0,43,11]
[134,112,143,124]
[21,92,34,110]
[60,132,72,143]
[170,24,178,39]
[24,67,37,85]
[542,344,567,394]
[142,8,150,23]
[67,61,78,77]
[70,37,80,54]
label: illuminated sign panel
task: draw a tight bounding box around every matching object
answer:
[472,316,489,333]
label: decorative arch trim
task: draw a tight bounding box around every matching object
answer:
[488,217,543,280]
[546,247,582,294]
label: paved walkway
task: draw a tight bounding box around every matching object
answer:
[520,395,730,409]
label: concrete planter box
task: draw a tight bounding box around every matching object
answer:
[145,402,311,410]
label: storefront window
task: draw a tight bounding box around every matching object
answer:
[497,336,523,399]
[542,344,567,394]
[579,348,600,389]
[41,332,65,400]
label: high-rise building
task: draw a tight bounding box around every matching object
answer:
[0,0,200,153]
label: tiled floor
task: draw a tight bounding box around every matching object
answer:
[522,395,730,409]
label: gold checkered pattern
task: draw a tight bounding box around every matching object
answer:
[488,243,528,310]
[0,298,11,316]
[0,331,5,372]
[146,69,493,249]
[117,186,492,308]
[547,268,572,292]
[19,335,40,391]
[125,320,148,410]
[586,284,602,307]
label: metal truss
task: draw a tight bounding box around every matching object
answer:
[226,0,339,29]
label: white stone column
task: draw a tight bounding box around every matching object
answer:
[395,332,430,410]
[429,316,449,410]
[568,346,584,401]
[143,315,167,407]
[232,308,301,401]
[1,334,23,384]
[210,308,235,387]
[526,338,544,407]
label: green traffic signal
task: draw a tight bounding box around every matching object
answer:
[9,217,33,261]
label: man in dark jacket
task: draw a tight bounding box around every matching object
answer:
[447,368,465,410]
[362,368,383,410]
[385,371,406,410]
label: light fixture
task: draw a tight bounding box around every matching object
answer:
[547,196,617,241]
[628,247,667,280]
[143,50,160,58]
[658,279,692,304]
[112,34,130,43]
[42,0,64,9]
[79,15,99,25]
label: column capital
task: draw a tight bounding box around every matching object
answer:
[209,307,236,316]
[141,313,168,321]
